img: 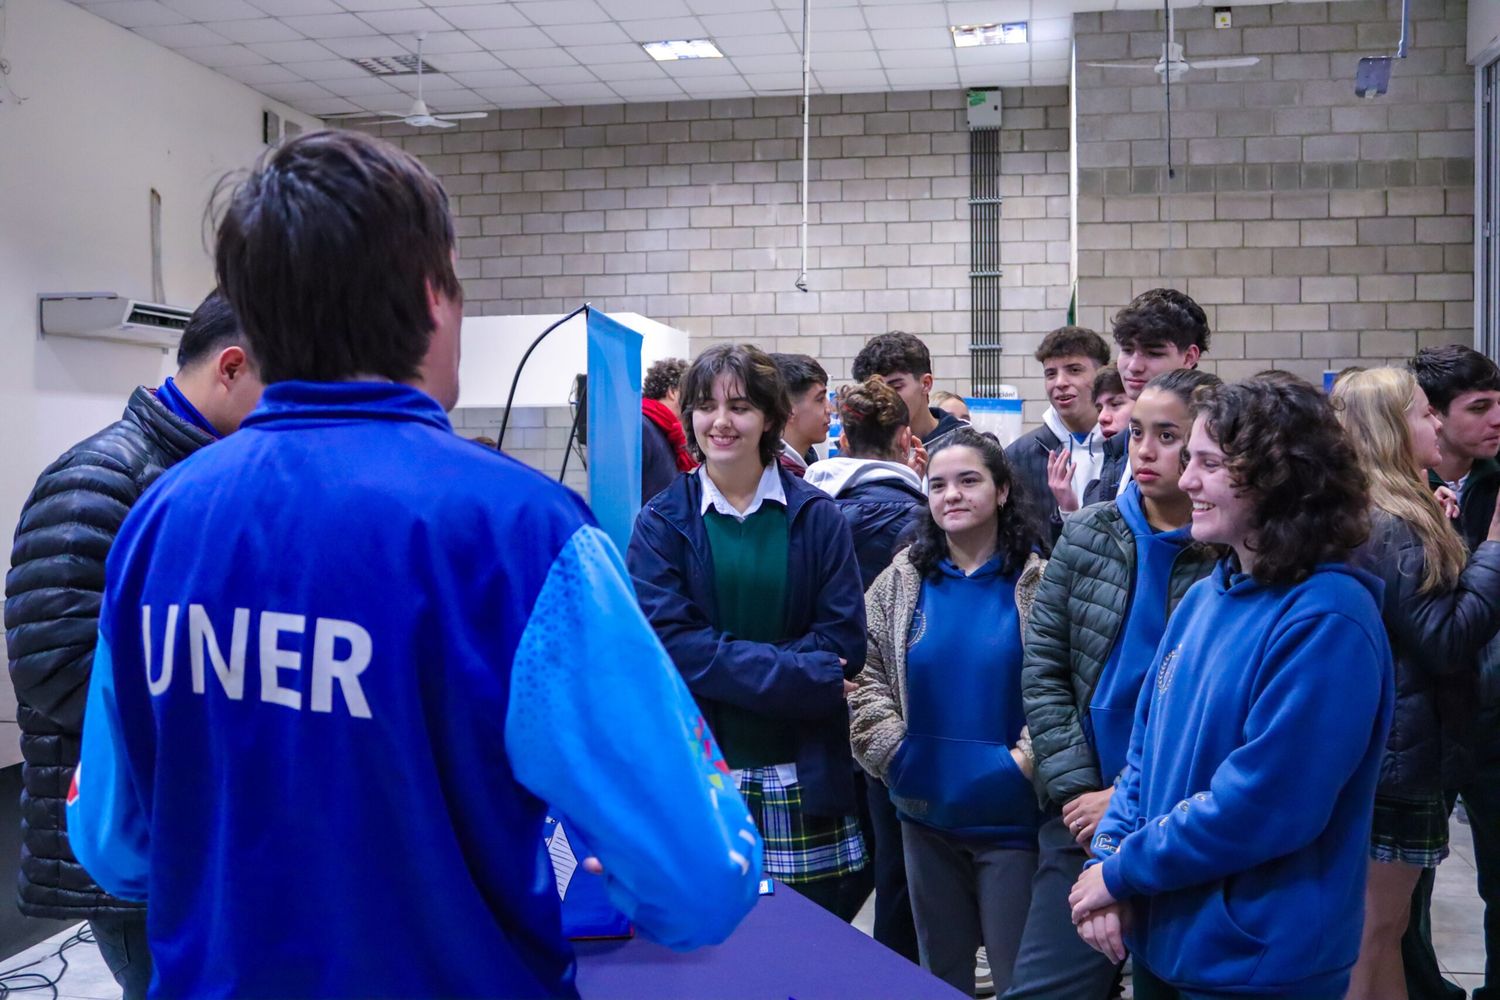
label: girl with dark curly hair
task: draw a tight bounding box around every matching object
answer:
[1069,374,1396,1000]
[850,427,1046,996]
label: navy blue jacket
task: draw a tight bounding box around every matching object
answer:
[837,479,925,590]
[641,415,679,506]
[628,467,868,816]
[805,458,926,591]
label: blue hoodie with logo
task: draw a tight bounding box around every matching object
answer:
[1090,560,1392,996]
[885,555,1041,846]
[67,381,763,999]
[1086,483,1196,784]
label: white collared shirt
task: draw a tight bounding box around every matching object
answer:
[698,464,786,522]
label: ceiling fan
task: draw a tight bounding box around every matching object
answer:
[328,32,488,129]
[1086,4,1259,82]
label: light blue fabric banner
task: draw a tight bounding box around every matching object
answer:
[585,308,643,552]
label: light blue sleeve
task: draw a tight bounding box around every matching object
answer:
[67,633,150,902]
[505,525,763,950]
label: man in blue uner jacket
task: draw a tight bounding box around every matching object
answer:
[66,129,762,999]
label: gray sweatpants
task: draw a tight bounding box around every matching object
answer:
[902,820,1038,998]
[1001,812,1122,1000]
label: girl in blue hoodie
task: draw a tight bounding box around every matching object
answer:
[850,427,1046,997]
[1070,375,1395,1000]
[1008,368,1221,1000]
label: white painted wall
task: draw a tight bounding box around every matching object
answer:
[0,0,317,552]
[1472,0,1500,64]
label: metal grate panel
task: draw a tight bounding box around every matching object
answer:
[969,125,1004,395]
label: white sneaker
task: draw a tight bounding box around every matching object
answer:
[975,946,994,997]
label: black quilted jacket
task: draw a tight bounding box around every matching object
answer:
[1355,509,1500,796]
[4,387,212,918]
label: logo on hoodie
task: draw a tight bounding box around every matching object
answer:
[906,610,927,650]
[1156,645,1181,693]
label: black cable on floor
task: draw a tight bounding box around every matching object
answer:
[0,924,94,999]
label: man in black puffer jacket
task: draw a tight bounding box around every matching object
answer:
[4,291,261,999]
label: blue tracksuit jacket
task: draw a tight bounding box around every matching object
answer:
[67,381,762,998]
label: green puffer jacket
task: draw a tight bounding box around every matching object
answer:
[1021,501,1220,809]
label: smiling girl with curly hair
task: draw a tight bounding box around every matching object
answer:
[1070,374,1396,1000]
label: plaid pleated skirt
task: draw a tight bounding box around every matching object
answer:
[733,764,867,885]
[1370,792,1451,868]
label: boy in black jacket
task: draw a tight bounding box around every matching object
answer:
[4,292,261,999]
[1405,345,1500,1000]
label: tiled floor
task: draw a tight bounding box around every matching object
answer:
[0,817,1490,998]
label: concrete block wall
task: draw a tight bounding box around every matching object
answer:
[366,85,1073,470]
[1073,0,1474,383]
[449,405,588,496]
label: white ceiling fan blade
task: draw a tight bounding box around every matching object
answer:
[435,112,489,121]
[1190,57,1261,69]
[1085,62,1159,70]
[411,116,457,129]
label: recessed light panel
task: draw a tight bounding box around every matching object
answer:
[643,39,725,61]
[951,22,1028,48]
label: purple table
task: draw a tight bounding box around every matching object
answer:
[574,884,967,1000]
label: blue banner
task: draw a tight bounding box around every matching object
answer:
[585,309,643,552]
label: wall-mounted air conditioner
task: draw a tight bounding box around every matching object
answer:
[38,293,192,351]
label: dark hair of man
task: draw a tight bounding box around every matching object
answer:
[1092,365,1125,400]
[678,344,790,467]
[643,358,690,401]
[1035,326,1110,367]
[906,426,1047,579]
[1112,288,1211,355]
[212,129,461,385]
[1189,374,1369,586]
[770,353,830,398]
[1408,345,1500,413]
[1143,367,1222,409]
[839,377,909,459]
[176,289,243,370]
[852,331,932,382]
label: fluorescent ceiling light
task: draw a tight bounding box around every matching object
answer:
[951,22,1028,47]
[643,39,724,61]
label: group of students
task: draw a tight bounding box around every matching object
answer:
[632,285,1500,1000]
[11,127,1500,1000]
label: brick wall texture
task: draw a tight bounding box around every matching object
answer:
[1074,0,1474,383]
[367,85,1074,440]
[367,0,1477,477]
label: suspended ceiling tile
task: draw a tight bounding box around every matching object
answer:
[134,21,231,45]
[89,0,191,28]
[207,16,308,40]
[514,0,610,26]
[174,41,270,65]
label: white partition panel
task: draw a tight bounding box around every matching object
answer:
[456,312,691,410]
